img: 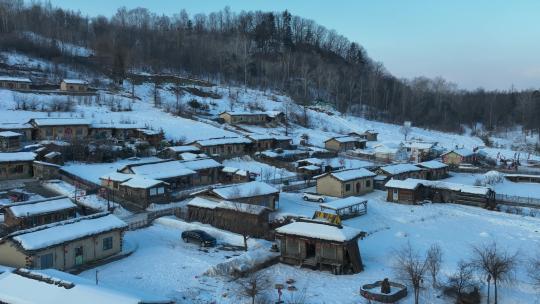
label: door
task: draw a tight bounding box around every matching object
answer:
[392,189,398,201]
[74,246,84,266]
[306,242,316,258]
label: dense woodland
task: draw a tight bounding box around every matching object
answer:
[0,1,539,134]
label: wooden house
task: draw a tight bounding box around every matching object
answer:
[135,129,163,147]
[28,118,91,141]
[385,178,495,208]
[180,158,223,186]
[0,152,35,180]
[2,196,77,231]
[60,79,88,92]
[377,163,425,181]
[0,123,33,141]
[247,134,275,152]
[32,161,60,180]
[0,76,31,90]
[315,168,376,198]
[349,130,378,141]
[219,111,268,125]
[220,167,251,183]
[275,220,364,274]
[0,131,22,152]
[118,177,170,209]
[192,137,252,158]
[193,181,279,210]
[441,148,476,166]
[324,136,367,152]
[417,160,449,180]
[89,123,141,140]
[118,159,195,190]
[402,141,437,162]
[159,145,201,159]
[187,197,270,238]
[0,213,127,271]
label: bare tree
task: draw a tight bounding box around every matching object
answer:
[426,244,443,288]
[445,261,477,303]
[230,186,262,251]
[528,250,540,291]
[235,271,271,304]
[400,121,412,141]
[393,243,427,304]
[471,242,518,304]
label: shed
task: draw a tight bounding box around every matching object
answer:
[0,131,22,152]
[324,136,367,152]
[60,79,88,92]
[441,148,476,166]
[0,152,36,180]
[0,76,31,90]
[377,163,425,181]
[417,160,448,180]
[193,181,279,210]
[319,197,368,220]
[2,196,77,231]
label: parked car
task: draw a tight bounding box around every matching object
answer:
[302,192,325,203]
[181,229,217,247]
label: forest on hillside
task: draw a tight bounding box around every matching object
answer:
[0,0,539,135]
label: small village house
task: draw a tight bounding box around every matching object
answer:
[219,111,268,125]
[118,159,196,190]
[0,122,33,141]
[385,178,495,208]
[118,177,170,209]
[180,158,223,186]
[28,118,91,141]
[89,123,141,140]
[0,76,31,90]
[159,145,201,159]
[192,137,252,158]
[135,128,163,147]
[417,160,449,180]
[0,131,22,152]
[220,167,251,183]
[402,141,437,162]
[247,134,275,152]
[2,196,77,231]
[0,213,127,271]
[441,148,476,166]
[265,110,285,124]
[0,268,173,304]
[377,163,426,181]
[349,130,378,141]
[32,161,61,180]
[324,136,367,152]
[0,152,36,180]
[187,197,271,238]
[193,181,280,210]
[274,135,293,149]
[275,220,364,274]
[315,168,376,198]
[60,79,88,92]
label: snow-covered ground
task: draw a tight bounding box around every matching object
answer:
[79,217,277,303]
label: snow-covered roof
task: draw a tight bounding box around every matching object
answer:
[210,181,278,199]
[443,148,475,157]
[90,122,143,129]
[100,172,134,182]
[179,152,199,160]
[7,197,76,218]
[121,177,165,189]
[0,131,22,137]
[296,158,323,166]
[0,268,171,304]
[320,197,366,211]
[62,79,88,85]
[317,168,376,182]
[187,197,268,215]
[379,163,422,175]
[299,165,321,171]
[402,141,436,150]
[325,136,365,143]
[0,122,32,130]
[265,110,284,118]
[7,213,127,251]
[129,160,196,180]
[220,111,267,116]
[417,160,448,169]
[30,118,91,126]
[384,178,492,195]
[276,221,362,242]
[195,137,252,146]
[221,166,248,176]
[0,76,31,82]
[180,158,222,171]
[0,152,36,163]
[137,128,160,136]
[166,145,200,153]
[44,151,61,158]
[247,134,275,141]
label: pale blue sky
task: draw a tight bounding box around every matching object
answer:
[48,0,540,90]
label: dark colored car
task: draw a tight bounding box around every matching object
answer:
[181,229,217,247]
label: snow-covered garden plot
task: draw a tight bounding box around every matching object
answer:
[78,217,277,303]
[271,190,540,304]
[222,156,296,181]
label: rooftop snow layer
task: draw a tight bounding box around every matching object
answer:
[30,118,91,126]
[62,79,88,85]
[326,136,364,143]
[129,160,196,179]
[120,177,164,189]
[180,158,222,171]
[7,197,76,218]
[0,152,35,162]
[418,160,448,169]
[0,268,170,304]
[318,168,376,181]
[195,137,252,146]
[380,163,422,175]
[166,145,200,153]
[187,197,267,214]
[276,221,362,242]
[320,197,366,210]
[0,76,31,82]
[444,148,475,157]
[0,131,22,137]
[384,178,492,195]
[211,181,278,199]
[100,172,134,182]
[9,213,127,251]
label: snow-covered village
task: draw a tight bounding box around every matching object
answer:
[0,1,539,304]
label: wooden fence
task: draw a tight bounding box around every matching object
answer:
[496,194,540,209]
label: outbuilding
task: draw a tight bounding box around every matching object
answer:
[0,131,22,152]
[60,79,88,92]
[0,152,36,180]
[315,168,376,198]
[441,148,476,166]
[0,76,31,90]
[417,160,449,180]
[377,163,425,181]
[193,181,279,210]
[192,137,252,158]
[2,196,77,231]
[324,136,367,152]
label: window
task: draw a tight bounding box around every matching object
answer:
[103,237,113,250]
[45,128,53,137]
[157,187,165,195]
[76,128,83,136]
[286,238,299,254]
[345,183,351,192]
[9,165,24,174]
[40,253,54,269]
[149,188,158,196]
[366,180,371,187]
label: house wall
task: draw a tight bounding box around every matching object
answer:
[0,242,29,268]
[317,175,343,197]
[197,143,246,157]
[118,185,169,208]
[0,137,21,152]
[60,82,88,92]
[4,208,76,230]
[317,175,374,198]
[0,81,30,90]
[442,152,474,165]
[277,235,345,267]
[33,162,60,180]
[0,161,33,180]
[34,125,89,140]
[386,188,419,204]
[234,193,278,210]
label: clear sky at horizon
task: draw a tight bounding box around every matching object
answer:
[47,0,540,91]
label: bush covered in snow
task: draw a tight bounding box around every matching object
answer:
[474,171,505,186]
